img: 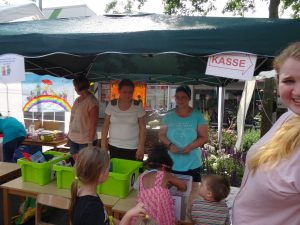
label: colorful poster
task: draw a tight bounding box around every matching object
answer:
[109,80,147,109]
[0,54,25,83]
[22,73,74,112]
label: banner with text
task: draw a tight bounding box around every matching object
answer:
[205,52,257,81]
[0,54,25,83]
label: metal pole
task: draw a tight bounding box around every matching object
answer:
[39,0,42,10]
[5,83,10,115]
[217,86,225,150]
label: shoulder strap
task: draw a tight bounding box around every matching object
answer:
[154,171,164,187]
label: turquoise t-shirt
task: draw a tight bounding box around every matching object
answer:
[162,110,207,171]
[0,117,26,144]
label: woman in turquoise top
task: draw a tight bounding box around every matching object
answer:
[0,114,26,162]
[159,86,208,198]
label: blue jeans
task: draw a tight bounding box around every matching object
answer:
[3,136,25,163]
[69,139,98,155]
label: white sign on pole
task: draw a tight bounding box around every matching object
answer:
[0,54,25,83]
[205,52,257,81]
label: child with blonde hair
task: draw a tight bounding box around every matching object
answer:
[191,174,230,225]
[136,144,187,225]
[70,146,146,225]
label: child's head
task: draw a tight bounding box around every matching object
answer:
[147,144,173,172]
[199,175,230,202]
[70,147,110,218]
[74,146,110,185]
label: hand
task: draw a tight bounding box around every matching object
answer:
[127,203,146,218]
[120,203,146,225]
[169,144,180,154]
[183,145,192,154]
[136,148,144,160]
[65,137,71,147]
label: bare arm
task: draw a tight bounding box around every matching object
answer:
[167,173,187,192]
[88,105,99,143]
[136,116,146,160]
[119,203,146,225]
[183,124,208,154]
[158,125,180,153]
[101,114,110,151]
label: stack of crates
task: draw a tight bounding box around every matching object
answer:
[17,151,67,185]
[54,158,142,198]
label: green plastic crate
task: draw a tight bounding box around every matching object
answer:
[17,151,67,186]
[53,163,75,189]
[97,158,143,198]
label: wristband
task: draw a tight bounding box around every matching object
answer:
[168,142,173,148]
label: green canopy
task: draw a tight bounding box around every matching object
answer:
[1,14,299,85]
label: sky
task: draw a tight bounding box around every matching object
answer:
[1,0,292,18]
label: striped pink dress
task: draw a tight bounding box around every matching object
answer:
[137,170,175,225]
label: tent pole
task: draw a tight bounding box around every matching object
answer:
[167,85,170,110]
[217,86,225,150]
[5,83,9,115]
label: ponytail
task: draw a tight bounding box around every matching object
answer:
[69,178,79,222]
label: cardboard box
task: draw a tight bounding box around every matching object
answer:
[170,174,192,221]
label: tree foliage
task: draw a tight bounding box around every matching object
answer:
[105,0,300,18]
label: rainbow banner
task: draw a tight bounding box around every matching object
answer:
[22,73,74,112]
[23,95,72,112]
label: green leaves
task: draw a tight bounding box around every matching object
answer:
[105,0,299,18]
[223,0,256,16]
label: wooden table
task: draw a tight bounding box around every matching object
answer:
[112,190,193,225]
[1,177,119,225]
[0,162,21,184]
[22,138,68,150]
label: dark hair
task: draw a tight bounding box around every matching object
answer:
[203,174,230,202]
[73,76,90,91]
[147,144,173,171]
[176,85,191,98]
[118,79,135,91]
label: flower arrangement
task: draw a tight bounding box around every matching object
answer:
[203,128,254,187]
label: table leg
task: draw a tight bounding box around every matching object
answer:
[3,188,10,225]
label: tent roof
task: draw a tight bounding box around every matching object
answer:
[1,14,298,85]
[0,3,44,23]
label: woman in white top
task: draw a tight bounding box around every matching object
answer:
[68,76,99,155]
[101,79,146,160]
[232,42,300,225]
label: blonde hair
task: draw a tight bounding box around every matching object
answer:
[134,218,158,225]
[69,147,110,219]
[249,42,300,173]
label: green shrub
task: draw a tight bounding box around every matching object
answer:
[242,129,260,152]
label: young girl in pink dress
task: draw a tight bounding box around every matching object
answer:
[136,144,187,225]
